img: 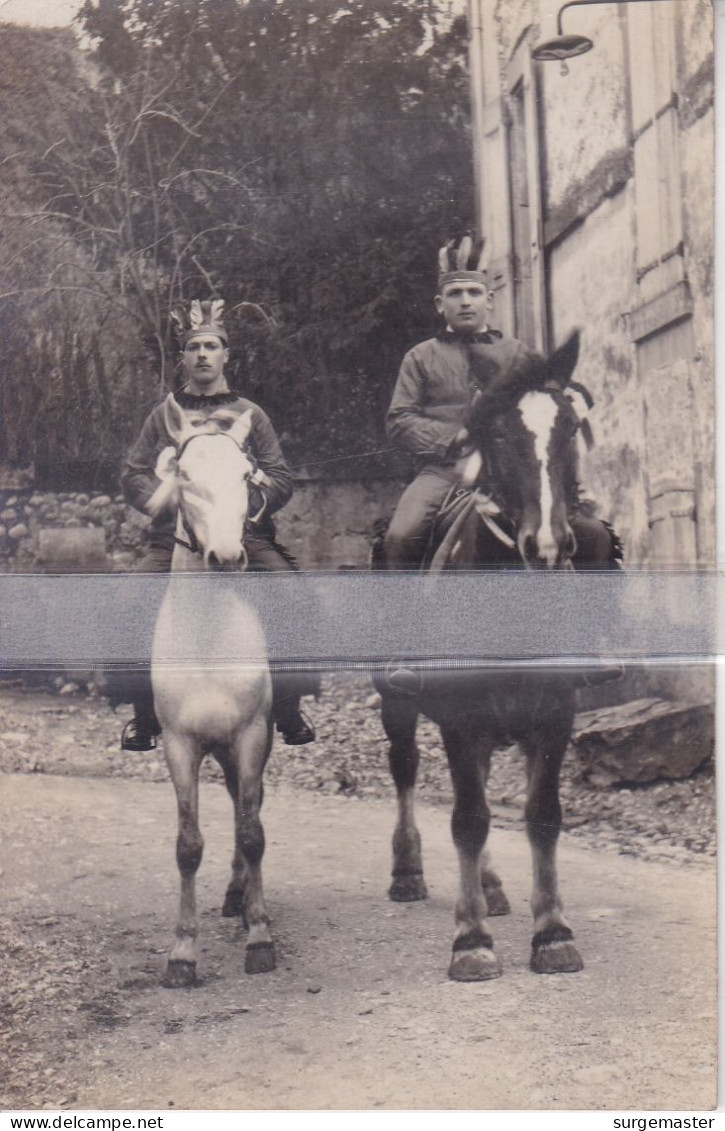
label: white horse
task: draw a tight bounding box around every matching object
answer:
[147,395,276,986]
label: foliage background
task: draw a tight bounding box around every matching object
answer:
[0,0,472,485]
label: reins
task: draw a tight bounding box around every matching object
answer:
[173,518,202,556]
[430,379,594,571]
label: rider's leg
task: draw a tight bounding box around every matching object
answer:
[245,533,318,746]
[116,540,172,752]
[383,469,457,693]
[570,514,622,569]
[569,515,624,685]
[384,468,458,570]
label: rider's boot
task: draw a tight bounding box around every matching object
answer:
[274,697,316,745]
[121,697,161,752]
[578,661,626,687]
[272,672,318,745]
[383,660,424,697]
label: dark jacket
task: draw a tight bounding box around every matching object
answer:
[386,331,536,469]
[122,388,293,543]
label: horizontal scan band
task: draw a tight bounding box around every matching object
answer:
[0,571,718,667]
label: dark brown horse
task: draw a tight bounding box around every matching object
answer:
[376,330,604,981]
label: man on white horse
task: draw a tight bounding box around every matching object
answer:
[383,236,619,573]
[116,299,317,751]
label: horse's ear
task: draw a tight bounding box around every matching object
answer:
[163,394,192,445]
[228,408,253,448]
[547,331,580,388]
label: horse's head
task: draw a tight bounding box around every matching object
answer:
[147,396,259,571]
[464,332,585,570]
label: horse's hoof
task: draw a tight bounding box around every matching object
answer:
[531,927,584,974]
[245,942,276,975]
[448,947,502,982]
[222,888,247,922]
[389,873,428,902]
[485,888,511,916]
[161,959,197,988]
[531,941,583,974]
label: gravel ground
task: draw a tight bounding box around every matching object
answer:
[0,673,715,866]
[0,674,715,1112]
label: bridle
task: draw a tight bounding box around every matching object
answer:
[171,429,267,562]
[460,381,592,564]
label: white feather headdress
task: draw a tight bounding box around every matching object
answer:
[437,234,487,289]
[170,299,228,346]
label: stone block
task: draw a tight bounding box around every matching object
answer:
[572,697,714,787]
[37,526,108,572]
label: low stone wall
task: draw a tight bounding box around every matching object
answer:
[0,478,406,573]
[0,489,147,572]
[274,478,404,569]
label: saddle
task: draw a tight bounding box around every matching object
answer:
[423,485,518,571]
[373,487,623,696]
[370,485,518,574]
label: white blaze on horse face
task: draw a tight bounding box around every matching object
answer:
[178,434,252,568]
[518,392,559,567]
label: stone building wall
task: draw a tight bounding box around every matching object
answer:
[679,57,716,567]
[548,189,650,562]
[476,0,714,570]
[472,0,715,705]
[540,7,629,212]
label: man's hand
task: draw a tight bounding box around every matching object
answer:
[450,427,474,457]
[248,484,268,524]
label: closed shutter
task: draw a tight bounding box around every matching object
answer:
[506,35,547,351]
[470,17,545,348]
[628,0,683,304]
[479,95,516,338]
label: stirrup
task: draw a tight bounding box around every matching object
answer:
[276,710,316,746]
[121,718,159,752]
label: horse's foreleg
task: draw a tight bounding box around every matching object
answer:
[233,714,275,975]
[162,734,204,988]
[479,848,511,917]
[474,745,510,915]
[381,694,427,902]
[523,733,583,974]
[219,760,248,924]
[442,722,501,982]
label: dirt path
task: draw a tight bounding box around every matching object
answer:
[1,772,716,1111]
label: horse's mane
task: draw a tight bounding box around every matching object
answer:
[465,332,581,438]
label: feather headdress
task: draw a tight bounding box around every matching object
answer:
[170,298,228,346]
[437,234,487,290]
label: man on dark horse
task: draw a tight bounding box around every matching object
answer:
[384,236,617,572]
[382,236,621,686]
[115,299,317,751]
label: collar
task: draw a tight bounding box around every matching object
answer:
[437,327,503,345]
[175,388,239,410]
